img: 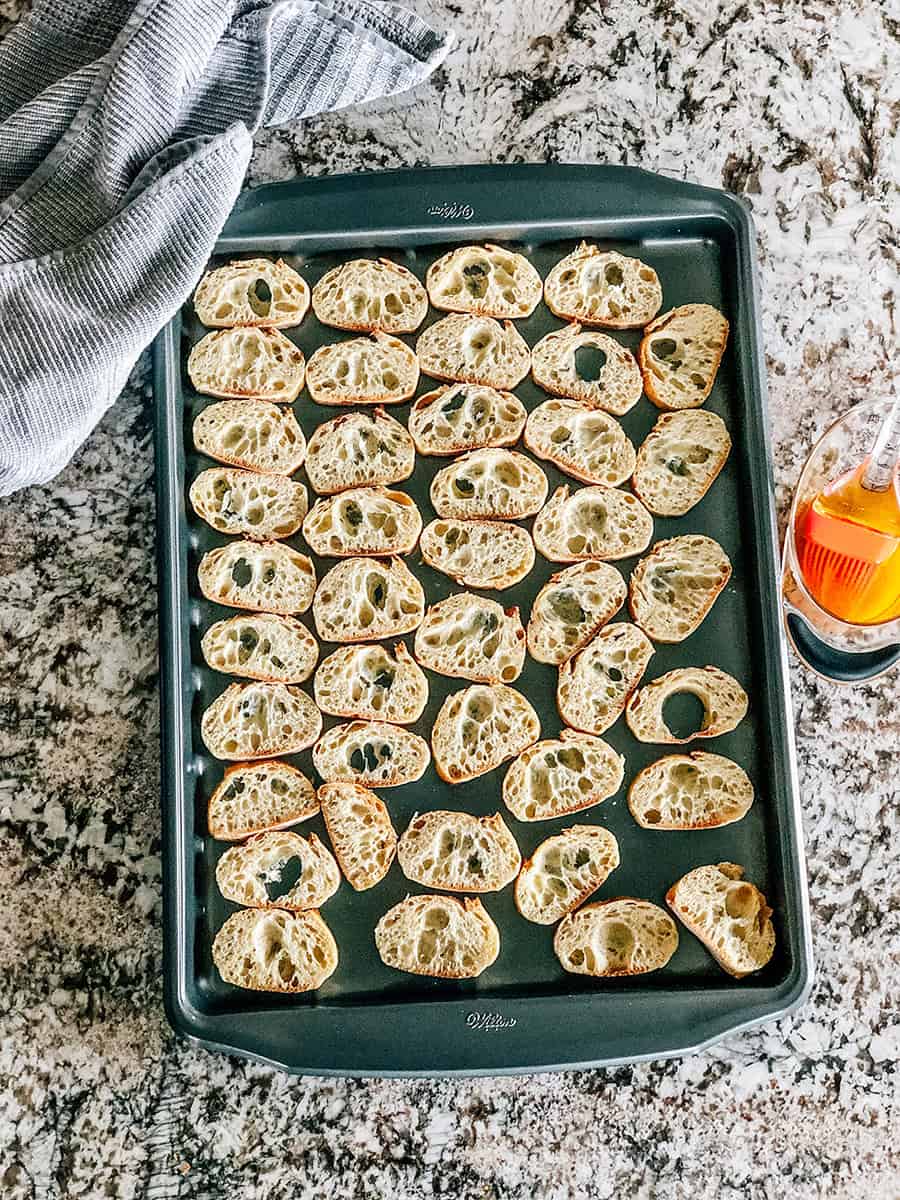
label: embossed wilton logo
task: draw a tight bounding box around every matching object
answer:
[466,1011,517,1031]
[427,202,474,221]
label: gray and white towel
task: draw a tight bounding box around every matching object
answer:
[0,0,451,496]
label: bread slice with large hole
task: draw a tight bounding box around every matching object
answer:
[666,862,774,977]
[426,244,542,319]
[314,642,428,724]
[188,327,306,401]
[193,399,307,476]
[194,258,310,328]
[527,560,627,665]
[198,540,316,615]
[533,485,653,563]
[201,613,318,683]
[628,751,753,830]
[306,331,419,405]
[554,898,679,976]
[524,398,636,487]
[544,243,662,329]
[318,782,397,891]
[190,467,308,539]
[557,622,654,736]
[312,258,428,332]
[213,908,337,992]
[431,683,540,783]
[375,894,500,979]
[216,831,340,910]
[303,487,422,557]
[208,761,318,841]
[632,410,731,515]
[420,518,535,590]
[414,592,526,683]
[629,534,731,643]
[398,811,521,893]
[312,556,425,643]
[201,681,322,761]
[639,304,729,410]
[409,384,527,456]
[531,324,643,416]
[516,825,620,924]
[305,408,414,495]
[430,449,548,520]
[626,666,748,743]
[503,730,624,821]
[416,314,531,389]
[313,720,430,787]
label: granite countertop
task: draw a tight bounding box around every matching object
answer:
[1,1,899,1197]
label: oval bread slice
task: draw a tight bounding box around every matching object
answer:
[313,720,430,787]
[557,623,655,736]
[515,825,620,924]
[629,534,731,643]
[524,398,636,487]
[628,751,754,830]
[666,862,774,977]
[398,810,521,893]
[201,681,322,761]
[409,384,527,456]
[194,257,310,328]
[426,244,542,319]
[544,243,662,329]
[208,761,318,841]
[375,894,500,979]
[201,612,318,683]
[626,666,749,743]
[314,642,428,724]
[531,324,643,416]
[189,467,308,540]
[416,314,531,389]
[198,540,316,614]
[312,556,425,643]
[554,898,679,976]
[213,908,337,992]
[632,410,731,515]
[414,592,526,684]
[215,831,340,910]
[192,399,307,475]
[311,258,428,332]
[318,782,397,891]
[503,730,624,821]
[302,487,422,557]
[430,449,548,520]
[187,327,305,402]
[305,408,414,495]
[639,304,729,410]
[431,683,540,783]
[527,560,627,665]
[533,485,653,563]
[306,331,419,405]
[420,518,535,590]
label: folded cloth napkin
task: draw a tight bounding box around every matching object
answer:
[0,0,451,496]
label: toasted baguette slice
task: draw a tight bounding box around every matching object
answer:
[208,761,318,841]
[215,831,340,910]
[629,535,731,643]
[198,540,316,614]
[639,304,729,410]
[305,408,414,495]
[629,751,753,830]
[409,384,527,456]
[306,331,418,405]
[420,519,535,590]
[312,556,425,643]
[311,258,427,332]
[187,327,305,402]
[524,398,636,487]
[626,666,748,743]
[527,560,627,665]
[314,642,428,724]
[431,683,540,783]
[213,908,337,992]
[375,894,499,978]
[429,449,547,521]
[414,592,526,683]
[557,623,654,736]
[533,485,653,563]
[416,314,531,389]
[516,825,620,924]
[503,730,624,821]
[426,244,542,318]
[313,720,430,787]
[554,898,679,976]
[201,681,322,761]
[302,487,421,558]
[544,243,662,328]
[318,782,397,890]
[193,399,307,476]
[201,613,318,683]
[398,811,521,893]
[189,467,308,540]
[531,324,642,416]
[194,258,310,329]
[666,862,774,977]
[632,410,731,515]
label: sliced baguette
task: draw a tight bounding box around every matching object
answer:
[431,682,540,783]
[544,243,662,329]
[628,751,754,830]
[503,730,624,821]
[420,518,535,590]
[526,560,627,665]
[639,304,729,410]
[626,666,749,743]
[515,825,620,924]
[414,592,526,684]
[430,449,548,520]
[632,409,731,515]
[557,622,654,736]
[197,540,316,614]
[189,467,308,540]
[666,862,774,977]
[194,257,309,328]
[398,811,521,893]
[215,831,340,910]
[524,398,636,486]
[554,898,679,976]
[531,324,642,416]
[426,244,542,319]
[311,258,428,332]
[374,894,500,978]
[303,487,422,557]
[208,761,318,841]
[416,314,531,389]
[629,534,731,643]
[213,908,337,992]
[313,720,430,787]
[533,485,653,563]
[305,408,414,495]
[201,681,322,761]
[306,331,419,405]
[187,327,305,402]
[314,642,428,724]
[409,384,527,456]
[312,556,425,643]
[318,782,397,891]
[201,613,318,683]
[192,399,306,476]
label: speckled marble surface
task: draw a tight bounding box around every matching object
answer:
[1,1,899,1197]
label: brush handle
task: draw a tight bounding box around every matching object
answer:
[862,379,900,492]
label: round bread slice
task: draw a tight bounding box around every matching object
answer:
[194,257,310,328]
[533,485,653,563]
[198,541,316,614]
[414,592,526,684]
[213,908,337,992]
[557,623,654,736]
[632,410,731,516]
[626,666,748,743]
[531,324,643,416]
[527,560,627,665]
[187,327,305,402]
[208,761,318,841]
[189,467,308,540]
[312,556,425,643]
[311,258,428,332]
[374,894,500,979]
[306,331,419,405]
[409,384,527,456]
[628,751,754,830]
[524,398,636,487]
[431,683,540,783]
[503,730,624,821]
[201,613,318,683]
[312,720,430,787]
[416,314,531,389]
[314,642,428,724]
[302,487,422,557]
[318,782,397,891]
[215,831,340,910]
[201,681,322,761]
[544,243,662,329]
[515,825,620,924]
[420,518,535,590]
[666,862,774,977]
[192,399,307,476]
[639,304,729,410]
[629,534,731,643]
[398,810,521,893]
[554,898,679,976]
[430,449,548,520]
[426,243,542,318]
[305,408,414,495]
